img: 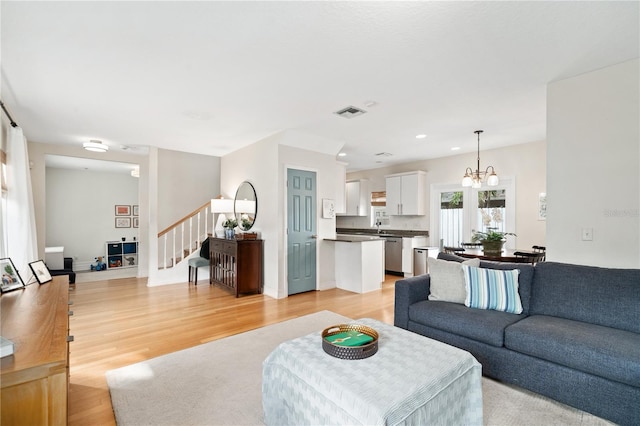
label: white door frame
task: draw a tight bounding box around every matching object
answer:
[283,164,319,296]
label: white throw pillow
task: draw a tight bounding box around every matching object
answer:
[427,257,481,304]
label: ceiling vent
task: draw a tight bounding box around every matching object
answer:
[334,106,367,119]
[375,152,392,157]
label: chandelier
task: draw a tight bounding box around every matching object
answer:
[461,130,499,188]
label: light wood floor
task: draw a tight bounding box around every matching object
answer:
[68,274,401,425]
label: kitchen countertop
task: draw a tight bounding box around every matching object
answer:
[336,228,429,238]
[325,235,384,242]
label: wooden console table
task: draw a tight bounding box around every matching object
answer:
[209,237,263,297]
[1,276,72,425]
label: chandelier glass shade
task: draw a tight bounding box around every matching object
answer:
[462,130,499,188]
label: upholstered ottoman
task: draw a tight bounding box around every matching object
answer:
[262,318,482,425]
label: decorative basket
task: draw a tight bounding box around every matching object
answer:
[321,324,379,360]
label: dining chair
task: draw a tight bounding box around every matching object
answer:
[443,246,465,254]
[513,251,545,265]
[532,245,546,261]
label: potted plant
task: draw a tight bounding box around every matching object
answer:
[471,230,516,255]
[222,217,238,239]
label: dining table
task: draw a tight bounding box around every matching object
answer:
[456,248,538,262]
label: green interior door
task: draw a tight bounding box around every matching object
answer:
[287,169,317,295]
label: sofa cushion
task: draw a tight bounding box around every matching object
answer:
[505,315,640,388]
[462,265,523,314]
[408,300,526,347]
[530,262,640,334]
[427,257,480,303]
[436,253,534,315]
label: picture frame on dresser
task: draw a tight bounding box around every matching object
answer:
[0,257,25,293]
[28,259,52,284]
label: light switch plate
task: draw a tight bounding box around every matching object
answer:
[581,228,593,241]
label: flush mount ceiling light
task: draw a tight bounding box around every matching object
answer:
[416,134,427,139]
[83,140,109,153]
[461,130,499,188]
[338,152,347,157]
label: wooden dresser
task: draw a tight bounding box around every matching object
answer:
[209,237,263,297]
[1,276,71,425]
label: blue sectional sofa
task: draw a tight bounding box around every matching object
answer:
[394,254,640,425]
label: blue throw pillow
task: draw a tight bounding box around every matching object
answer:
[462,265,523,314]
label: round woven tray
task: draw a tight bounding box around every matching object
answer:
[321,323,379,360]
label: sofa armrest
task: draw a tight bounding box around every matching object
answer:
[394,274,431,329]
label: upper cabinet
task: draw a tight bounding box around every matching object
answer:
[385,171,426,215]
[340,179,370,216]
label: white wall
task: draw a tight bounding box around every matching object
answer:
[157,148,221,230]
[45,168,138,270]
[221,134,280,297]
[338,140,547,249]
[221,130,343,299]
[278,144,342,294]
[547,59,639,267]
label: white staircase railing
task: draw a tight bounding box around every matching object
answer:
[157,201,212,269]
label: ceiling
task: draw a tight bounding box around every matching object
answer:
[1,2,638,172]
[45,155,139,175]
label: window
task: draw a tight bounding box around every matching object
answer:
[0,149,7,257]
[431,179,516,248]
[1,149,6,192]
[440,191,464,247]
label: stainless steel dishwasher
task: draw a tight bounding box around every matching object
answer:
[383,236,403,274]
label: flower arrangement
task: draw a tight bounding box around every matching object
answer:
[240,217,252,231]
[471,230,516,242]
[222,217,238,229]
[472,230,516,255]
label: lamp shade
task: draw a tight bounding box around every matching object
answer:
[235,199,256,214]
[211,198,234,214]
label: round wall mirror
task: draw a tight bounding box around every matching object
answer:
[234,181,257,231]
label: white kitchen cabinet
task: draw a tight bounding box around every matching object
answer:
[385,171,426,215]
[340,179,369,216]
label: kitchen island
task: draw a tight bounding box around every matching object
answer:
[324,235,385,293]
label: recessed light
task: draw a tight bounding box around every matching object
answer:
[338,152,347,157]
[451,147,461,151]
[416,134,427,139]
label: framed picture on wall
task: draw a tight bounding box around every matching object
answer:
[538,193,547,221]
[1,258,25,293]
[133,217,139,228]
[116,217,132,228]
[115,205,131,216]
[28,260,52,284]
[132,205,139,216]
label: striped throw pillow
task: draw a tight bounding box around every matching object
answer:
[462,265,523,314]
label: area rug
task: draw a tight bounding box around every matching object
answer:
[106,310,610,426]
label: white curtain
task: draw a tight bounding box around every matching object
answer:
[6,126,38,281]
